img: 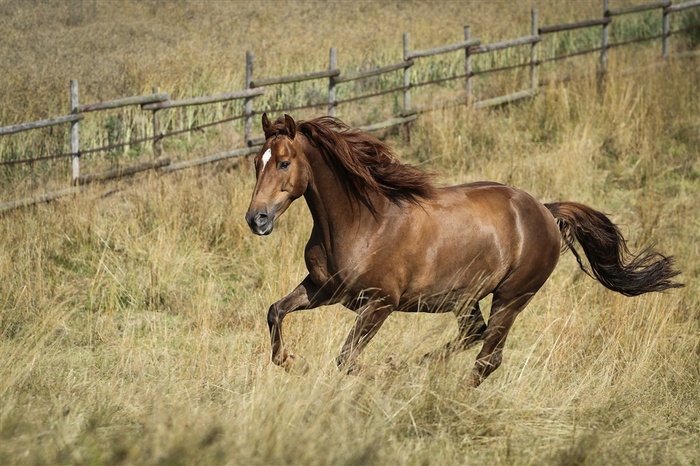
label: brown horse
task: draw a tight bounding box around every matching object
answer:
[245,114,682,387]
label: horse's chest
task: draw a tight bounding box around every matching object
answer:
[304,240,369,292]
[304,241,345,289]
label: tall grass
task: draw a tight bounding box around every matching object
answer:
[1,1,699,465]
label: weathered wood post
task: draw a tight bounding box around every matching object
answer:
[402,32,412,115]
[531,9,539,92]
[245,51,254,146]
[598,0,610,95]
[662,4,670,58]
[328,47,337,116]
[152,86,162,159]
[402,32,413,142]
[70,80,80,186]
[464,26,473,103]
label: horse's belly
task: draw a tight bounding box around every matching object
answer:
[396,288,479,314]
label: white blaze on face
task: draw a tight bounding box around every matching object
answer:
[261,148,272,171]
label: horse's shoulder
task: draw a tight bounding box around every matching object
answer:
[438,182,539,208]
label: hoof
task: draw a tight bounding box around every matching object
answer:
[288,355,311,375]
[281,352,296,371]
[272,349,295,368]
[467,373,483,388]
[335,356,359,374]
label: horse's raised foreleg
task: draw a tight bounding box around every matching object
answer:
[467,294,532,387]
[267,275,333,369]
[422,302,487,362]
[336,301,393,373]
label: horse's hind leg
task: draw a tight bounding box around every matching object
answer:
[422,302,487,362]
[468,294,533,387]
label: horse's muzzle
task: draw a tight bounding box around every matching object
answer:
[245,210,274,235]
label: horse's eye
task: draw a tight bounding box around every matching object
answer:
[278,161,291,171]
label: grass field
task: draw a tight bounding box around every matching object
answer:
[1,1,699,465]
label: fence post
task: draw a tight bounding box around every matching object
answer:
[244,51,254,146]
[464,26,473,103]
[402,32,412,115]
[402,32,414,142]
[598,0,610,95]
[70,80,80,186]
[600,0,610,74]
[152,86,162,159]
[662,5,670,58]
[328,47,337,116]
[531,9,539,92]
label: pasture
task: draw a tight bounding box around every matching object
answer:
[1,1,699,464]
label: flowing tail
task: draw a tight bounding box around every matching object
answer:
[545,202,683,296]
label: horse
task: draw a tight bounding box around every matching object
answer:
[245,113,683,387]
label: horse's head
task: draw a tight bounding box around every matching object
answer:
[245,114,309,235]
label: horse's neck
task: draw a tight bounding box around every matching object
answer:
[301,139,382,247]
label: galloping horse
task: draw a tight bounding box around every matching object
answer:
[245,114,682,387]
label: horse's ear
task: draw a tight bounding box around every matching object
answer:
[262,113,275,139]
[283,114,296,140]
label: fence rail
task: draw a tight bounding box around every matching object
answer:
[142,88,266,110]
[406,38,482,60]
[1,0,699,214]
[0,114,84,136]
[251,69,340,88]
[76,92,169,113]
[539,17,612,34]
[609,0,671,16]
[333,60,414,84]
[667,0,700,11]
[471,35,542,54]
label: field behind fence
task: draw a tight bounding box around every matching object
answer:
[1,0,699,213]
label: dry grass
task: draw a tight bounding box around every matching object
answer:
[0,0,604,119]
[1,1,700,465]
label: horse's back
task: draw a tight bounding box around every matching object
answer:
[437,181,550,222]
[458,180,507,189]
[399,181,561,301]
[440,181,560,256]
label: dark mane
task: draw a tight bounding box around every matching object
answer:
[295,116,436,213]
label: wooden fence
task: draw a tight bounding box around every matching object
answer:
[1,0,699,213]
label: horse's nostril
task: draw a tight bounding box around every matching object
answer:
[245,209,273,235]
[254,213,268,227]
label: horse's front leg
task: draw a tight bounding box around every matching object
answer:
[336,301,393,373]
[268,275,333,369]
